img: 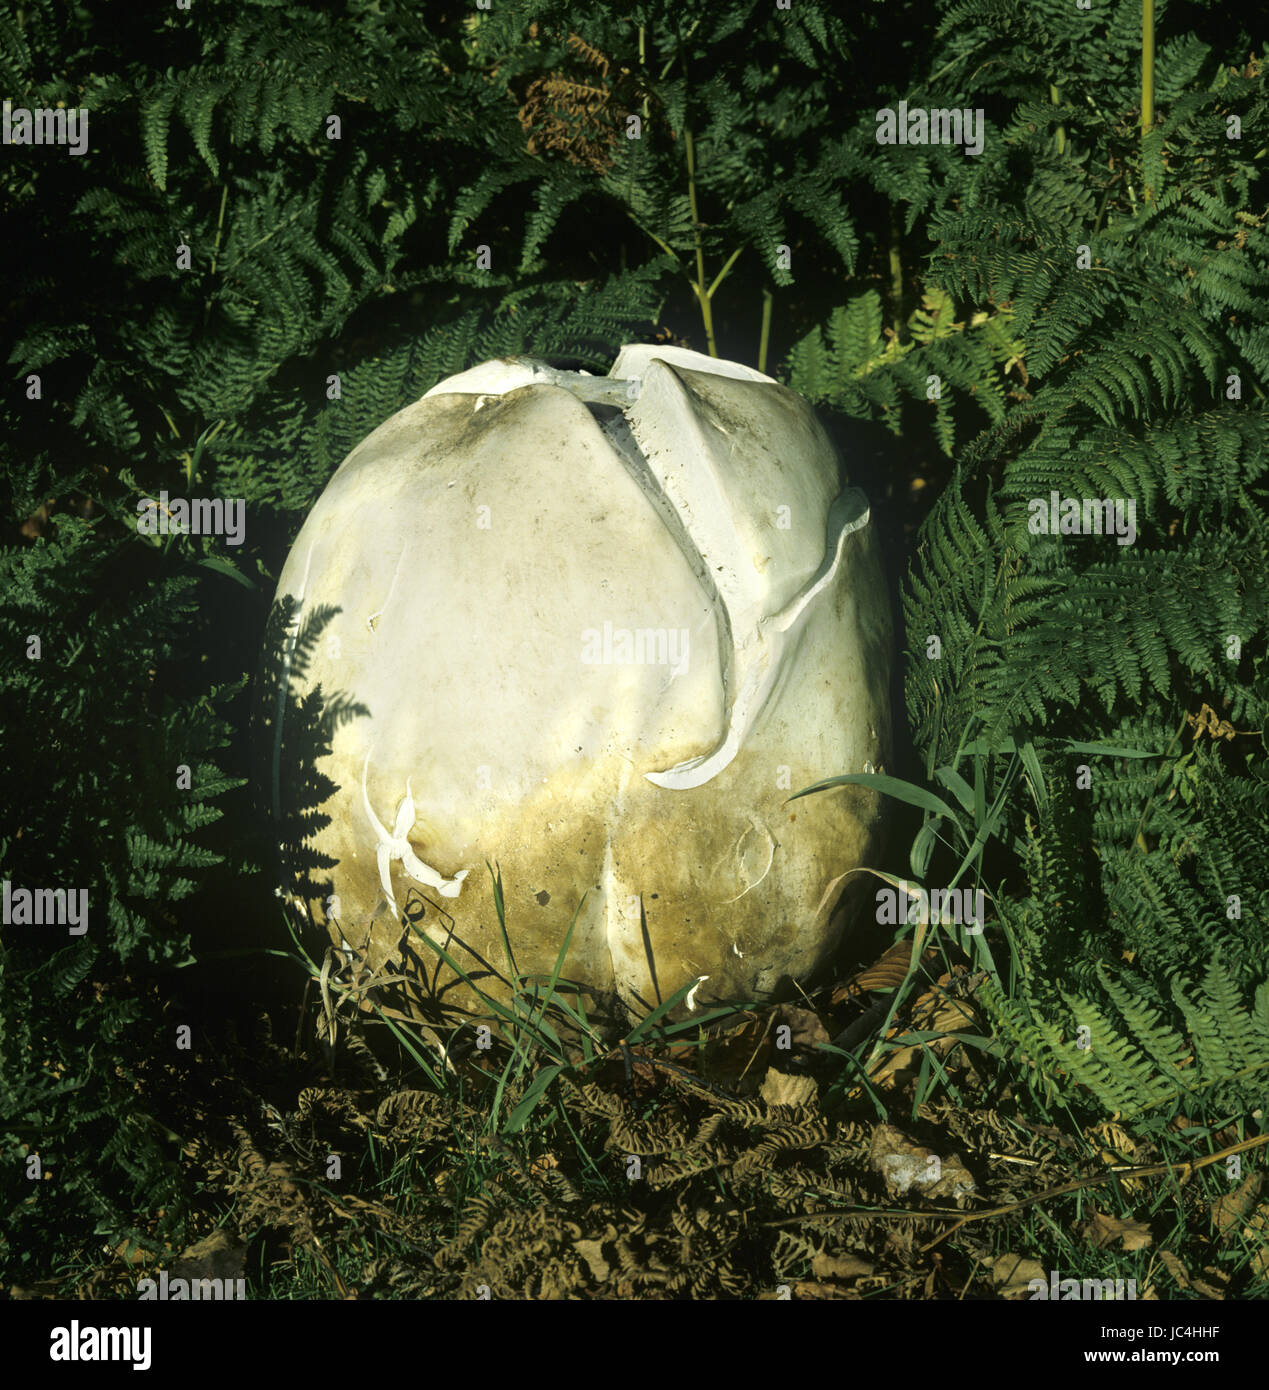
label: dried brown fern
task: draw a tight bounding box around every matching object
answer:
[516,30,651,172]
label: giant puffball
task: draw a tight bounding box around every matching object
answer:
[260,344,891,1029]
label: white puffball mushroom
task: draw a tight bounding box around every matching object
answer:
[261,344,891,1026]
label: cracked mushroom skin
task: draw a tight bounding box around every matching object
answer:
[261,344,891,1024]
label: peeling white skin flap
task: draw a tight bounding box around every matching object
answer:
[361,753,468,914]
[645,488,872,789]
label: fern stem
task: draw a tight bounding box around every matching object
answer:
[923,1131,1269,1251]
[1141,0,1155,201]
[154,397,181,440]
[683,125,718,356]
[1050,83,1066,157]
[1091,171,1122,237]
[1141,0,1155,137]
[635,219,680,264]
[210,183,228,277]
[706,245,743,300]
[661,19,701,81]
[758,287,772,376]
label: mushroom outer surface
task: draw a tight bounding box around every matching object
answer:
[259,345,892,1028]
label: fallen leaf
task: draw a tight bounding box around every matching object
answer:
[1211,1172,1263,1237]
[1082,1210,1153,1252]
[868,992,981,1091]
[771,1003,831,1053]
[760,1067,818,1108]
[1158,1249,1190,1288]
[811,1250,874,1281]
[573,1239,610,1283]
[1190,1266,1230,1300]
[988,1253,1046,1297]
[832,941,939,1003]
[791,1280,858,1300]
